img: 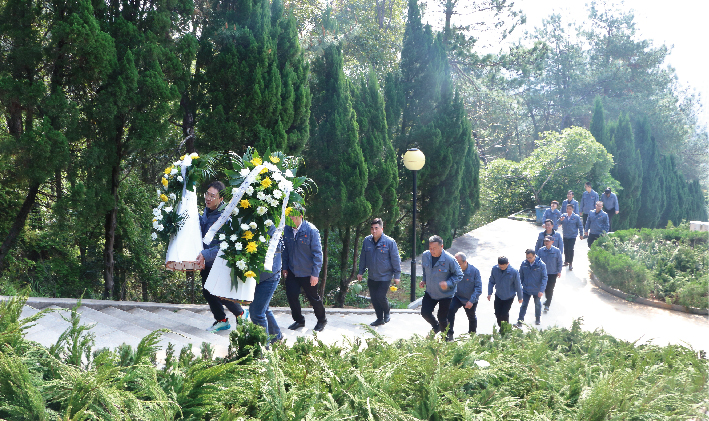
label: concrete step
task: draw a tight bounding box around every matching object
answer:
[98,306,194,351]
[23,306,73,346]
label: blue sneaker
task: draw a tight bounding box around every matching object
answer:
[207,319,230,333]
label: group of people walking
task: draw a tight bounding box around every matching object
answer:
[193,181,615,342]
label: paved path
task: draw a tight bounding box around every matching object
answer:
[10,218,708,357]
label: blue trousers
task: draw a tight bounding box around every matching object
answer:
[249,275,283,342]
[518,292,542,323]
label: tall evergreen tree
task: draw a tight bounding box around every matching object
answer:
[634,118,663,228]
[305,44,370,304]
[589,96,612,152]
[610,114,642,230]
[659,156,681,227]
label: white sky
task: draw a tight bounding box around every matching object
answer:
[425,0,709,127]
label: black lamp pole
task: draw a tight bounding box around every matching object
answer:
[410,169,417,302]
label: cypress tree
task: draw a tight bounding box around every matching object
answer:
[610,114,642,230]
[634,118,663,228]
[305,44,370,305]
[590,96,613,153]
[660,156,681,227]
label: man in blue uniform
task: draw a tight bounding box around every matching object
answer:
[561,190,579,215]
[487,256,523,328]
[282,204,327,332]
[357,218,402,326]
[581,182,600,231]
[447,252,482,341]
[601,187,619,232]
[250,226,283,344]
[537,236,563,313]
[535,219,563,254]
[515,249,547,328]
[419,235,463,335]
[196,181,244,333]
[585,201,610,247]
[542,201,562,230]
[558,203,584,270]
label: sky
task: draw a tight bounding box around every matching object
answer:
[426,0,709,127]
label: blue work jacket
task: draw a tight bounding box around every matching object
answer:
[358,234,402,282]
[601,192,619,212]
[581,189,599,214]
[585,209,610,235]
[535,230,563,254]
[560,212,584,238]
[487,265,523,301]
[542,208,562,230]
[519,257,548,294]
[561,199,579,215]
[454,263,483,304]
[422,249,463,300]
[537,245,563,275]
[199,206,223,266]
[282,220,323,278]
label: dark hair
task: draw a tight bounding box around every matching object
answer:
[567,204,574,209]
[525,249,535,255]
[567,190,574,195]
[585,181,592,187]
[371,218,383,227]
[428,235,443,245]
[544,235,554,242]
[498,256,509,265]
[551,200,559,206]
[544,219,553,225]
[292,202,306,215]
[207,181,225,196]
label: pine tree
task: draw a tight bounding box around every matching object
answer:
[634,118,663,228]
[610,114,642,230]
[305,44,370,305]
[589,96,611,152]
[659,156,682,227]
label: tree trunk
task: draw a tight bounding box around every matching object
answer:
[334,226,352,307]
[0,181,41,276]
[318,227,329,298]
[141,277,149,302]
[103,154,121,300]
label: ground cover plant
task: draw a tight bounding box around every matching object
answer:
[588,223,709,309]
[0,294,707,419]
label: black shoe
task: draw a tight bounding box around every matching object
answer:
[432,325,440,334]
[446,332,454,342]
[535,319,541,326]
[313,320,327,332]
[568,263,573,271]
[370,319,385,326]
[513,321,523,329]
[543,305,550,313]
[383,314,391,323]
[288,321,305,330]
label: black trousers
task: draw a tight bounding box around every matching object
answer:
[543,274,558,307]
[448,299,478,335]
[587,233,600,247]
[563,237,577,264]
[201,266,243,321]
[285,273,326,323]
[421,292,452,333]
[582,213,588,230]
[367,279,391,320]
[493,295,514,328]
[606,209,615,231]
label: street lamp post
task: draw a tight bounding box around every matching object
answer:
[403,148,425,302]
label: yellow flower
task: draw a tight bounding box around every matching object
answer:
[239,199,251,209]
[250,157,262,166]
[242,230,254,240]
[152,218,157,222]
[164,166,172,175]
[261,177,272,188]
[180,155,186,160]
[285,207,293,216]
[246,242,258,253]
[160,194,169,202]
[269,155,280,163]
[244,270,256,278]
[389,286,398,292]
[161,177,168,187]
[190,153,199,159]
[260,166,269,174]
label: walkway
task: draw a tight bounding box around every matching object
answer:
[8,219,708,358]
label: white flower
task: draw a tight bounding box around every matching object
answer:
[235,242,243,250]
[170,168,178,175]
[269,198,279,207]
[245,186,254,196]
[256,206,267,216]
[236,260,247,270]
[231,207,240,216]
[157,224,164,231]
[153,221,159,229]
[157,189,161,198]
[240,168,251,177]
[241,223,250,231]
[155,213,163,221]
[177,175,183,182]
[259,235,266,243]
[164,206,173,213]
[285,170,294,177]
[220,241,228,250]
[230,234,237,242]
[158,202,164,209]
[278,180,293,192]
[264,219,274,227]
[169,193,176,201]
[219,234,226,241]
[152,208,161,217]
[183,156,192,166]
[151,232,158,240]
[257,191,267,200]
[190,152,199,158]
[249,222,257,229]
[273,189,283,199]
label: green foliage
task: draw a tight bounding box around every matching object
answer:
[609,114,642,230]
[635,117,665,228]
[589,225,708,308]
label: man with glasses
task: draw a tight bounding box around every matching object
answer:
[196,181,244,333]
